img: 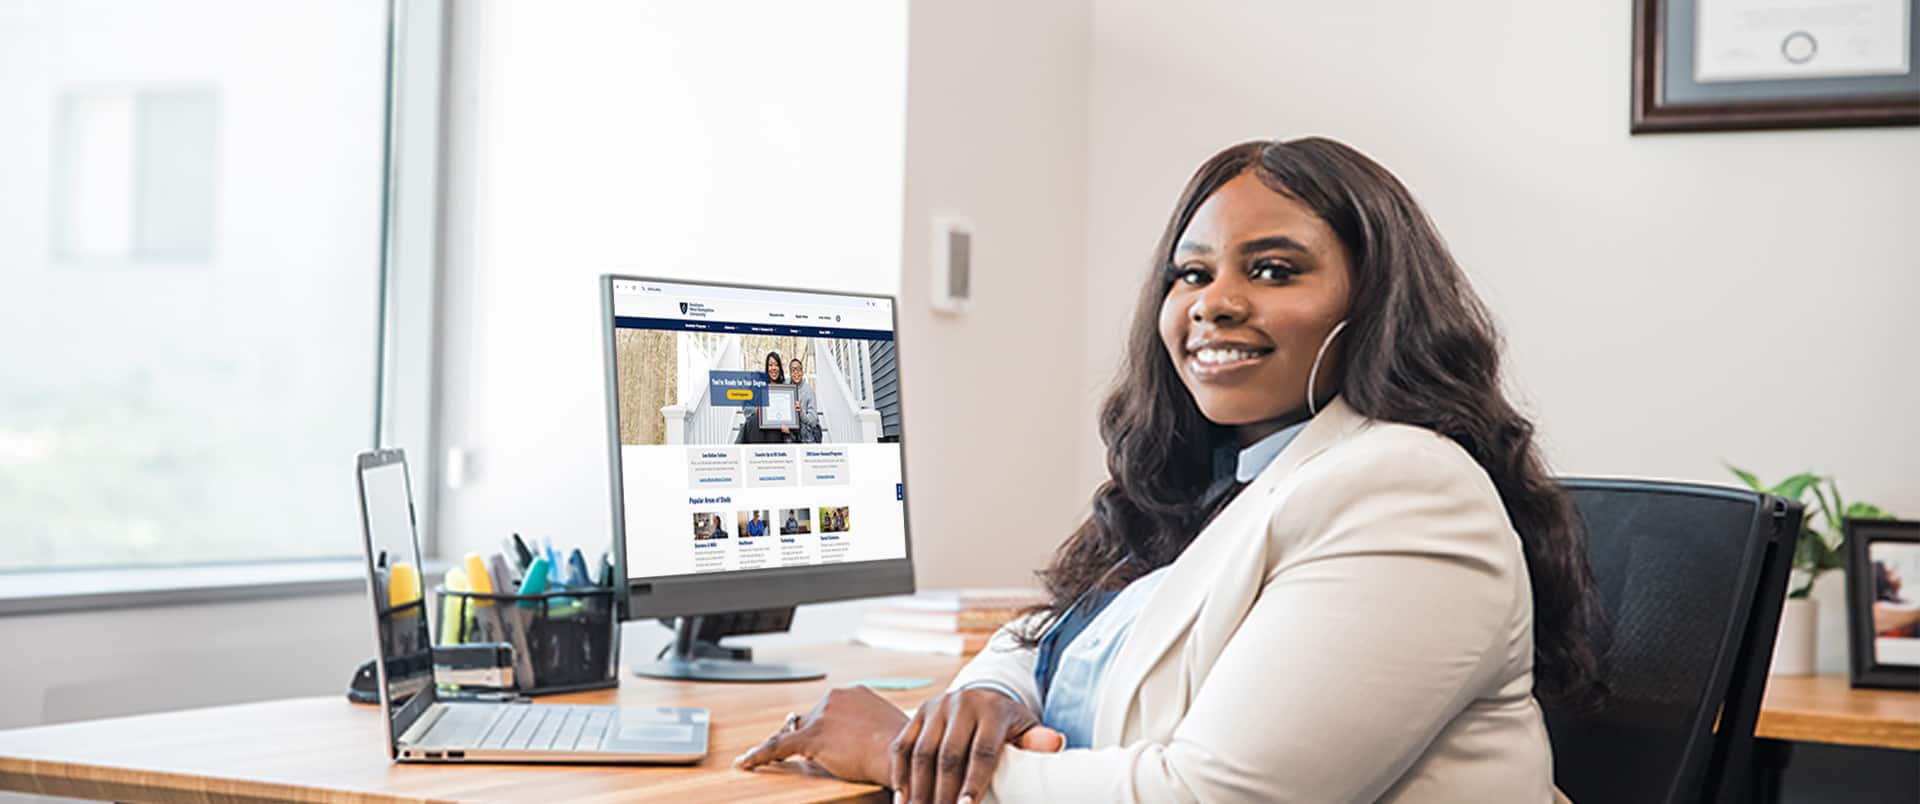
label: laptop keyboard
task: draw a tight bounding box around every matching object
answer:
[428,704,614,752]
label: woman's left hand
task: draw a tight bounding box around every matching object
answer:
[735,685,908,785]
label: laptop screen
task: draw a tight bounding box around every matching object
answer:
[357,451,435,752]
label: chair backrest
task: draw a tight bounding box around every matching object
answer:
[1545,478,1799,804]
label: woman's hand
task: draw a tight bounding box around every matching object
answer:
[735,685,908,785]
[892,687,1065,804]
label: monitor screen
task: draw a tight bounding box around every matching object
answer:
[356,452,434,749]
[605,278,909,588]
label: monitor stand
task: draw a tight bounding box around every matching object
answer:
[631,615,826,682]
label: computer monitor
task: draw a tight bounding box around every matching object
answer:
[600,275,915,680]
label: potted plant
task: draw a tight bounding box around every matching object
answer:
[1727,466,1893,675]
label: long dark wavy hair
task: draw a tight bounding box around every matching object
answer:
[1027,137,1606,706]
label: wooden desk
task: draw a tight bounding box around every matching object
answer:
[4,647,1912,803]
[0,642,969,803]
[1754,673,1920,751]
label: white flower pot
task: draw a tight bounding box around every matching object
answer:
[1770,597,1818,676]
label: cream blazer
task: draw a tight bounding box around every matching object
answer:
[949,397,1555,803]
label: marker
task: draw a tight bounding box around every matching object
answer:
[516,557,551,607]
[490,553,537,689]
[508,533,535,569]
[441,567,471,644]
[567,549,592,589]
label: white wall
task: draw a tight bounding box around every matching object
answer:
[1079,0,1920,671]
[895,0,1094,586]
[0,594,370,731]
[435,0,908,561]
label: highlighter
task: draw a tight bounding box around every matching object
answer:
[462,553,494,641]
[441,567,471,644]
[463,553,493,599]
[388,562,423,655]
[388,561,421,608]
[516,556,551,607]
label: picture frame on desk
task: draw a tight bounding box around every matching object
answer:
[1844,518,1920,690]
[1632,0,1920,133]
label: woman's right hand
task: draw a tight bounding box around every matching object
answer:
[891,687,1065,804]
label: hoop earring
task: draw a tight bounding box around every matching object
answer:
[1307,319,1348,416]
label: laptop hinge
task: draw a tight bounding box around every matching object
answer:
[397,703,448,747]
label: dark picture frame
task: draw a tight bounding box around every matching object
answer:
[1633,0,1920,133]
[1843,518,1920,690]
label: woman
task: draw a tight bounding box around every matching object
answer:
[737,351,796,444]
[739,138,1604,802]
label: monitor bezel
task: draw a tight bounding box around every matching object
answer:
[599,274,916,620]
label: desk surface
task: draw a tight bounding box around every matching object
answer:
[0,642,969,804]
[1755,674,1920,751]
[3,646,1915,803]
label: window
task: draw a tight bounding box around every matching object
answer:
[0,0,434,571]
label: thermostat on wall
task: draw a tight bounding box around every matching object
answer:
[931,215,972,315]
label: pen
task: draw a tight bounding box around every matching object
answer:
[372,566,390,616]
[508,533,534,570]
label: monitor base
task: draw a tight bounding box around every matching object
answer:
[631,658,826,683]
[633,614,825,683]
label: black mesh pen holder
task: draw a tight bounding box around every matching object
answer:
[437,586,620,696]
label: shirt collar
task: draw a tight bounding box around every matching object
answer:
[1233,418,1312,483]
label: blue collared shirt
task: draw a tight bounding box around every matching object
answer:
[1026,419,1311,748]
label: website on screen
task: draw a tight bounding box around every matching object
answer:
[610,279,906,578]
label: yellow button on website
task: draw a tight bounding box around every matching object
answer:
[726,389,754,401]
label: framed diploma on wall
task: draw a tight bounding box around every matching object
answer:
[1634,0,1920,132]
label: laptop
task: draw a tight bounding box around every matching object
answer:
[356,447,708,763]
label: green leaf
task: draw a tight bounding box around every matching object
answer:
[1813,532,1846,570]
[1844,501,1894,521]
[1769,472,1821,502]
[1809,483,1838,539]
[1725,463,1765,492]
[1792,526,1822,572]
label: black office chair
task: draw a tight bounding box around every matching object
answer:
[1544,478,1800,804]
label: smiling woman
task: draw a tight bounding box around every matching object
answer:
[738,137,1604,804]
[1158,171,1354,443]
